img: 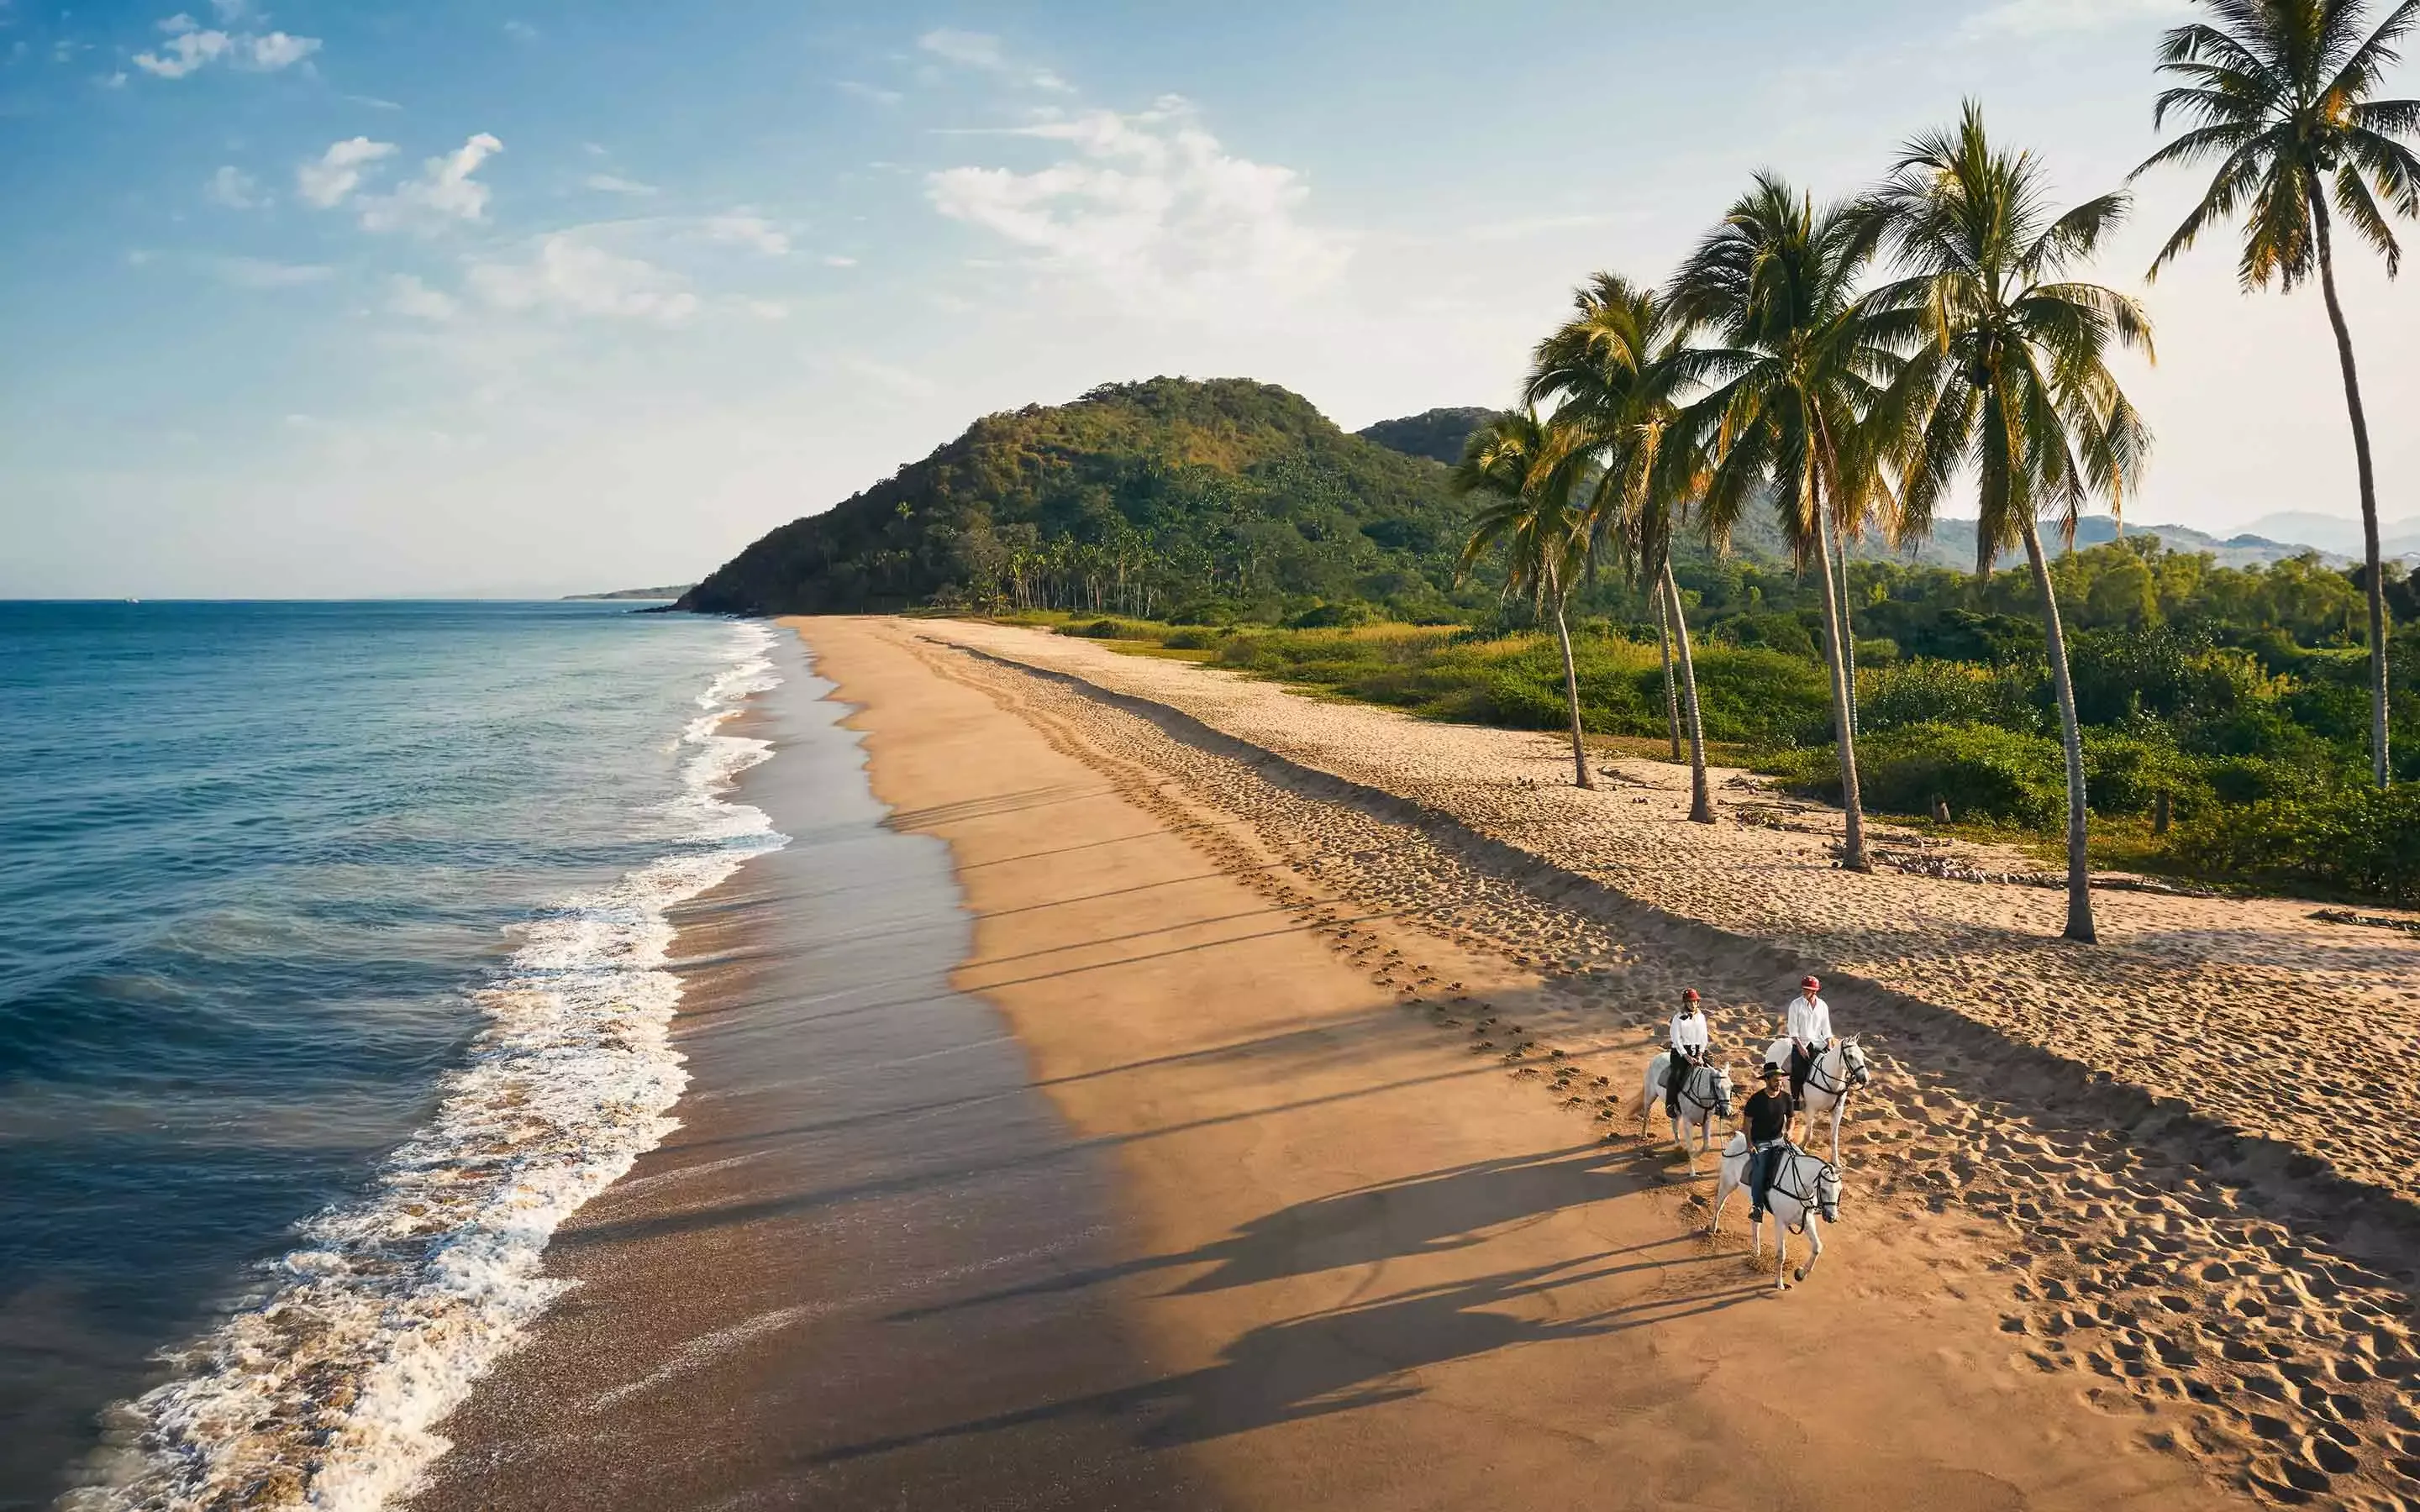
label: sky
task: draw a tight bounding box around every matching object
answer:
[3,0,2417,597]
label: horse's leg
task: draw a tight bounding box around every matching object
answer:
[1773,1215,1789,1290]
[1795,1212,1823,1284]
[1707,1164,1734,1236]
[1829,1096,1846,1168]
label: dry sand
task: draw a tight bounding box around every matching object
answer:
[775,616,2250,1510]
[865,614,2420,1509]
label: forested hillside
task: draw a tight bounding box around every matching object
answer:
[1352,407,1497,465]
[679,380,1481,621]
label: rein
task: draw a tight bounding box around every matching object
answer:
[1800,1042,1865,1099]
[1766,1149,1841,1233]
[1673,1062,1727,1118]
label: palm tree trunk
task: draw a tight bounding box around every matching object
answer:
[1812,487,1870,870]
[1655,588,1682,760]
[2311,191,2392,789]
[1661,556,1714,824]
[1833,523,1860,737]
[1550,590,1594,790]
[2022,516,2096,943]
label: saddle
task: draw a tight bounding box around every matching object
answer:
[1761,1144,1837,1231]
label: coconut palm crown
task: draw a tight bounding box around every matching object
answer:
[1868,102,2156,942]
[1524,274,1718,822]
[2133,0,2420,787]
[1452,408,1597,789]
[1666,173,1903,868]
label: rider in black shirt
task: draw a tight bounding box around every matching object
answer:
[1741,1063,1797,1221]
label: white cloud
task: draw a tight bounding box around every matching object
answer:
[915,28,1071,92]
[206,165,263,207]
[823,254,858,267]
[133,17,229,77]
[245,30,316,68]
[926,97,1348,310]
[502,19,537,40]
[358,133,502,233]
[583,172,658,196]
[297,136,395,208]
[209,0,254,23]
[1963,0,2188,35]
[466,233,698,323]
[836,79,902,105]
[213,255,332,288]
[131,9,318,76]
[744,299,791,321]
[387,274,459,321]
[705,212,791,256]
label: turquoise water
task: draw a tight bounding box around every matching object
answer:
[0,601,782,1509]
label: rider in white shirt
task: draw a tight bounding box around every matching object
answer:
[1784,974,1833,1109]
[1665,989,1712,1117]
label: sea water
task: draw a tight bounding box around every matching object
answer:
[0,601,785,1510]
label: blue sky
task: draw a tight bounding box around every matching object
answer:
[3,0,2416,596]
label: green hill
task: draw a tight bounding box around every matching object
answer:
[680,379,1479,620]
[1354,407,1497,465]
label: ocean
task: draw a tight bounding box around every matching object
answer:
[0,601,786,1511]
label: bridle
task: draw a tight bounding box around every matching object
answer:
[1767,1149,1843,1231]
[1799,1039,1870,1099]
[1676,1063,1731,1120]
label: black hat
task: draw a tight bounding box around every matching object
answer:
[1760,1061,1781,1076]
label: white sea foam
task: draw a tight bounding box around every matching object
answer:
[64,622,789,1512]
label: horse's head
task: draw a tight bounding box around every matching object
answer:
[1815,1161,1843,1224]
[1710,1064,1736,1116]
[1841,1037,1870,1088]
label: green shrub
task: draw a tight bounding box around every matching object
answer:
[1861,659,2045,734]
[1287,601,1371,629]
[2079,729,2202,816]
[1721,612,1820,659]
[2170,783,2420,905]
[1161,627,1223,650]
[1683,646,1833,747]
[1784,721,2065,826]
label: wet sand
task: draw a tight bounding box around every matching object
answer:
[410,632,1211,1510]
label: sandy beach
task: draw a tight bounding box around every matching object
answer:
[404,612,2420,1509]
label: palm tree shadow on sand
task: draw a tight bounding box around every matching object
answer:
[882,1142,1681,1324]
[802,1254,1765,1467]
[804,1141,1763,1467]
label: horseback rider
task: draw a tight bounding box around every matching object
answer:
[1784,974,1834,1114]
[1744,1061,1795,1224]
[1665,989,1711,1119]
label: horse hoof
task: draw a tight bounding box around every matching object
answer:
[1793,1267,1808,1284]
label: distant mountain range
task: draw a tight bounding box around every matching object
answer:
[1350,406,2409,570]
[2226,511,2420,560]
[565,585,694,601]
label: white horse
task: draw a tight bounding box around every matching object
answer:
[1639,1054,1736,1166]
[1707,1132,1844,1290]
[1760,1034,1870,1166]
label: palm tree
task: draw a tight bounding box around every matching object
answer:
[1527,272,1718,822]
[1453,409,1597,790]
[1668,174,1901,869]
[1870,102,2156,944]
[2134,0,2420,788]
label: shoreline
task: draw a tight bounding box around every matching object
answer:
[408,625,1210,1510]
